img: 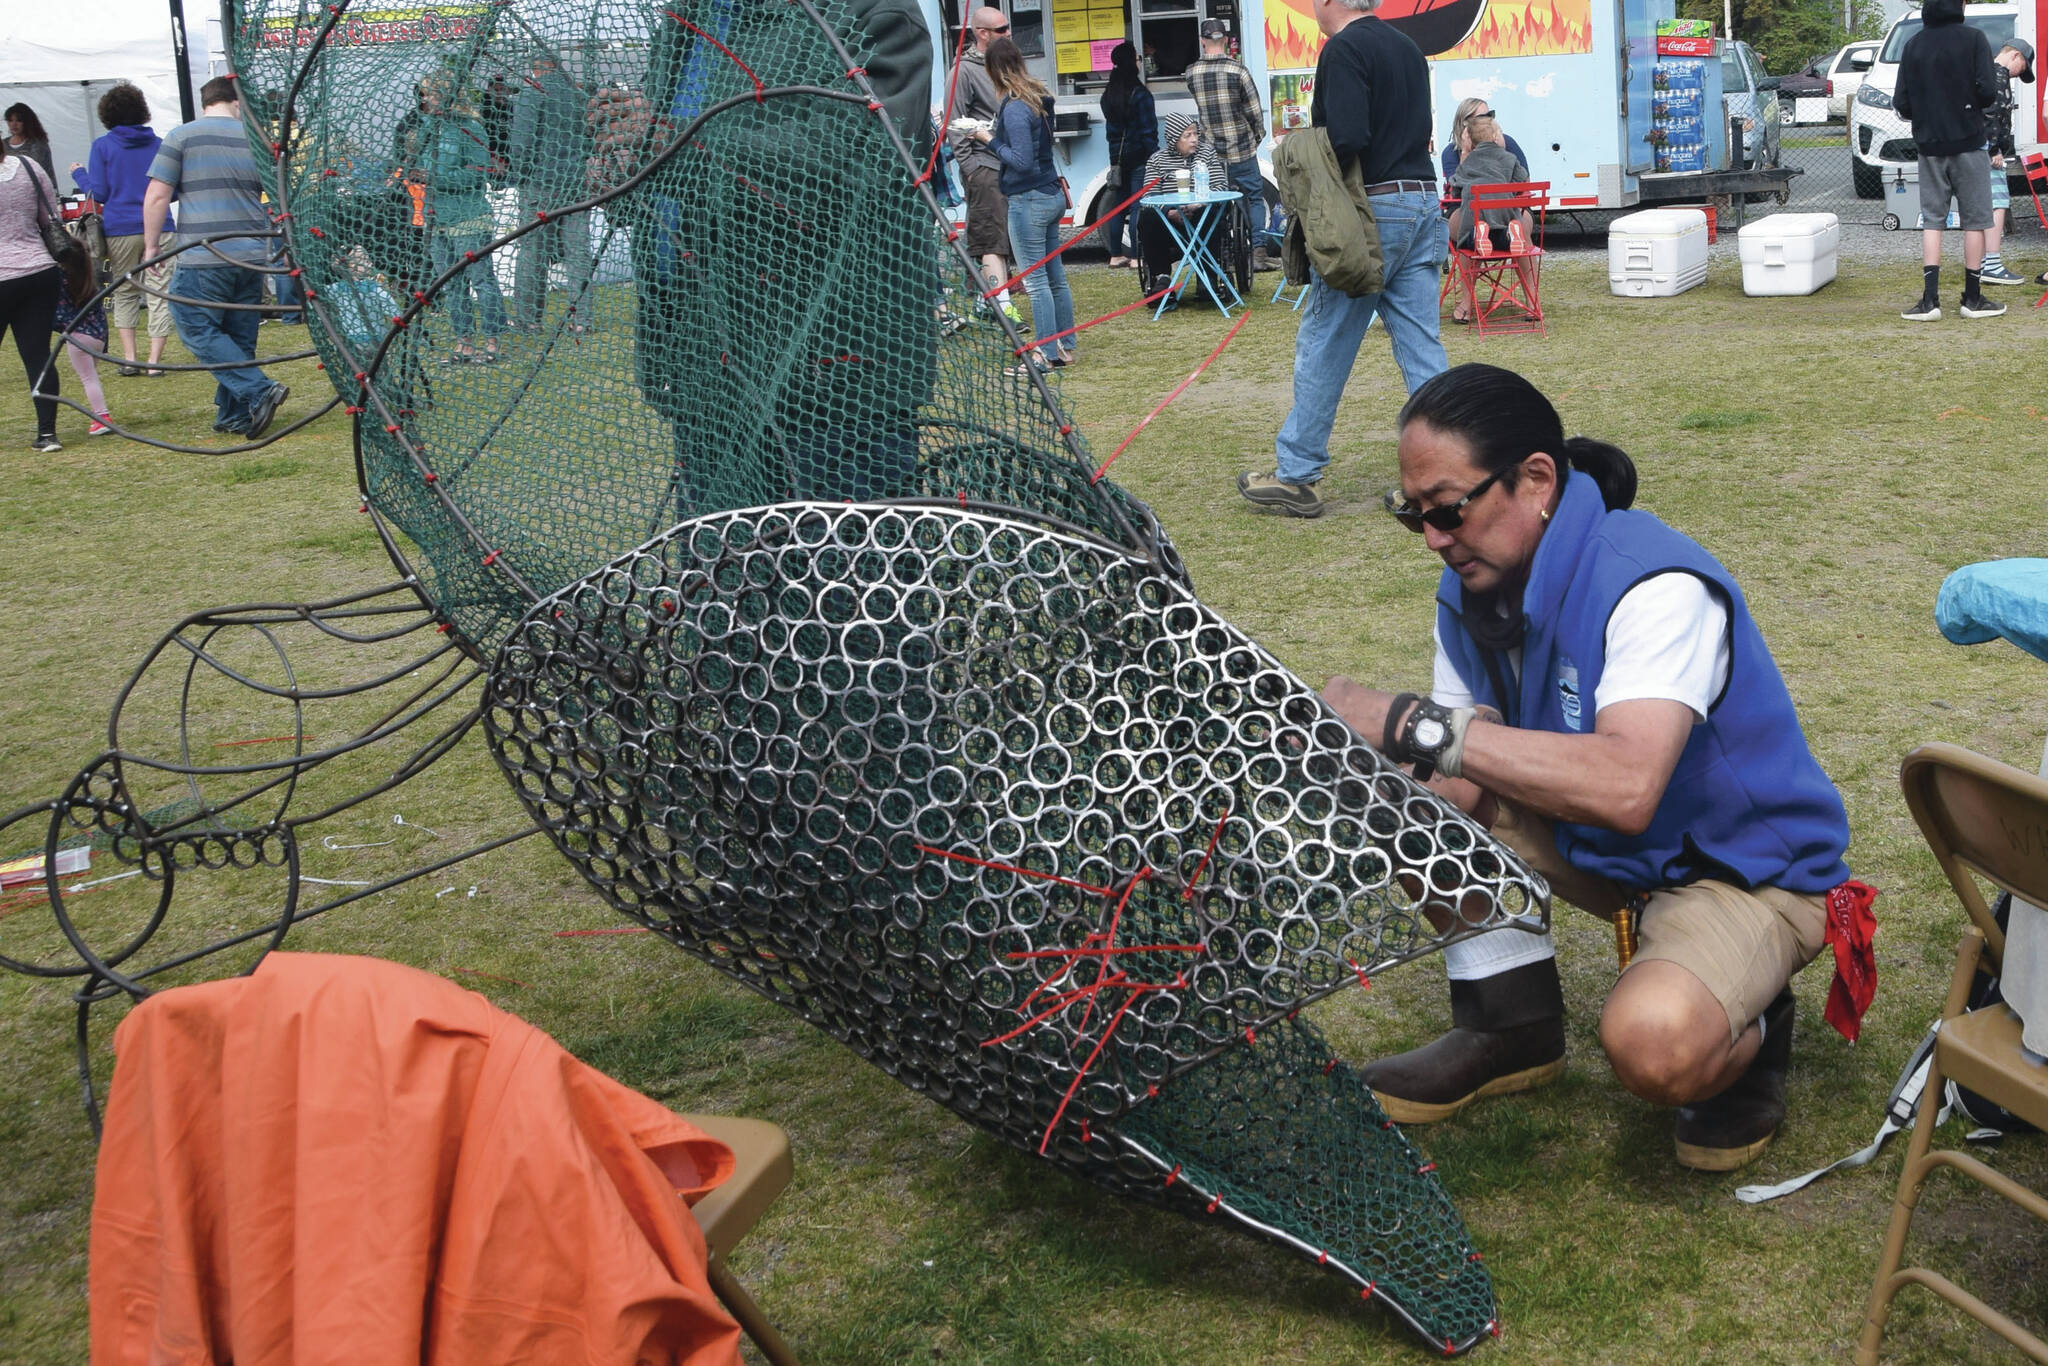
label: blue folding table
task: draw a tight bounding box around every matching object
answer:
[1139,189,1244,319]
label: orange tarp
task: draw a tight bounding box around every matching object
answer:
[89,952,744,1366]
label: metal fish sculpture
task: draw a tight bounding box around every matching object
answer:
[1,0,1549,1350]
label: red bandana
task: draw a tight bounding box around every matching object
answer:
[1822,879,1880,1042]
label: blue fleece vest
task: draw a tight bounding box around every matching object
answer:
[1435,473,1851,895]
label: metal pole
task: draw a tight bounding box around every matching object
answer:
[1724,0,1734,42]
[168,0,198,123]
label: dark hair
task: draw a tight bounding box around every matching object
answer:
[200,74,241,108]
[1101,41,1145,124]
[99,83,150,130]
[5,104,48,143]
[1398,363,1637,512]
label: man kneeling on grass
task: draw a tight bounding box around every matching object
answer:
[1321,364,1872,1173]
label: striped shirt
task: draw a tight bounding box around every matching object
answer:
[148,116,269,265]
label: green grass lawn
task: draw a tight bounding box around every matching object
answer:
[5,254,2047,1363]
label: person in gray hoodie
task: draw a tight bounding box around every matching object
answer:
[948,8,1016,314]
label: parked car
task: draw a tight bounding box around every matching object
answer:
[1851,4,2024,197]
[1777,53,1832,112]
[1722,39,1782,170]
[1826,40,1879,118]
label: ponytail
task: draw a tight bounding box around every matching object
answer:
[1400,363,1637,509]
[1558,436,1636,511]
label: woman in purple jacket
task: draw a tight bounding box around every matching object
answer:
[70,84,177,376]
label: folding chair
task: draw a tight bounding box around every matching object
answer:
[684,1112,801,1366]
[1440,181,1550,337]
[1856,743,2048,1364]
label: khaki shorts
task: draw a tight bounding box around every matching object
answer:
[1493,801,1828,1040]
[104,232,177,338]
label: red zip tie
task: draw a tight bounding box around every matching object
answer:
[1079,1120,1090,1143]
[956,489,968,508]
[422,471,437,482]
[1322,1057,1337,1075]
[1092,309,1250,484]
[1362,1281,1376,1299]
[1205,1196,1220,1213]
[288,267,302,278]
[435,622,452,634]
[412,290,427,303]
[481,550,500,566]
[1443,1340,1455,1355]
[665,11,765,101]
[383,423,400,434]
[1243,1027,1256,1046]
[1417,1162,1437,1175]
[302,286,316,298]
[1468,1251,1483,1262]
[345,405,361,415]
[1317,1251,1328,1265]
[1489,1321,1501,1339]
[1146,1083,1159,1097]
[1017,284,1173,357]
[986,177,1161,298]
[1349,959,1371,989]
[307,226,325,238]
[1164,1164,1181,1186]
[845,65,866,77]
[1184,808,1229,900]
[464,251,477,262]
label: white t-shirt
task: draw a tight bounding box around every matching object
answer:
[1431,572,1731,724]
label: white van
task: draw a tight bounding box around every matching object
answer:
[1849,2,2037,199]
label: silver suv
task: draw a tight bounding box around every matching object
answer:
[1722,40,1783,170]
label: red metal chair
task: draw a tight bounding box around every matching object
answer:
[1440,181,1549,337]
[2023,154,2048,308]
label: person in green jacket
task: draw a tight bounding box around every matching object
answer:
[414,74,508,362]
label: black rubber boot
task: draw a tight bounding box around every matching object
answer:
[1673,987,1794,1172]
[1359,958,1567,1124]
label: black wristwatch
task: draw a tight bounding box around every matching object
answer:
[1387,693,1456,781]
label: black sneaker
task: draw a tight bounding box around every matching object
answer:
[1674,988,1794,1172]
[30,433,61,453]
[1901,295,1942,321]
[1960,294,2007,319]
[1980,265,2025,285]
[244,383,290,440]
[1236,470,1326,518]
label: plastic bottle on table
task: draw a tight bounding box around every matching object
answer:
[1193,161,1210,195]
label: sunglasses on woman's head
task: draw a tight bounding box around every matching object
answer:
[1383,463,1515,533]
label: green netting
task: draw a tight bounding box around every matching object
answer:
[220,0,1546,1350]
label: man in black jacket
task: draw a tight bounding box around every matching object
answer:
[1893,0,2005,320]
[1236,0,1446,520]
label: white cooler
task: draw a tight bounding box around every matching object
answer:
[1738,212,1839,296]
[1608,208,1709,297]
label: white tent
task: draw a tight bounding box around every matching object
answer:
[0,0,218,185]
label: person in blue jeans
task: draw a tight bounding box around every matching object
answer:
[1237,0,1447,519]
[144,76,289,438]
[973,37,1074,372]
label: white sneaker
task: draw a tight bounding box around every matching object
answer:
[1980,265,2025,285]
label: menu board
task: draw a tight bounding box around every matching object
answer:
[1056,41,1092,71]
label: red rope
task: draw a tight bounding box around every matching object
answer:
[1017,286,1173,357]
[1091,308,1252,484]
[1183,809,1229,899]
[914,843,1112,896]
[664,11,764,101]
[983,177,1161,299]
[920,6,972,189]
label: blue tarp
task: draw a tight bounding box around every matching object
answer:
[1936,559,2048,665]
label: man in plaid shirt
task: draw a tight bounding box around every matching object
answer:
[1185,19,1273,268]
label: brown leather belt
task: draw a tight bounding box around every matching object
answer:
[1365,179,1436,195]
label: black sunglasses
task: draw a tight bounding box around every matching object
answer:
[1383,463,1516,533]
[978,22,1010,32]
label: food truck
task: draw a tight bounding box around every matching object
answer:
[940,0,1795,237]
